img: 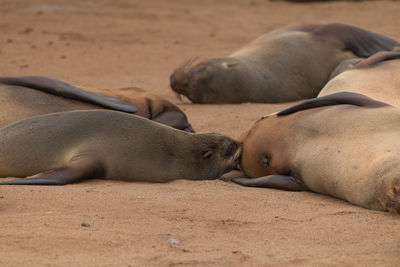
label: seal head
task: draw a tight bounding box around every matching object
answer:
[234,92,400,213]
[171,57,246,103]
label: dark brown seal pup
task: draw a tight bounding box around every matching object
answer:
[0,76,193,132]
[233,92,400,213]
[319,51,400,107]
[0,110,242,185]
[170,23,399,103]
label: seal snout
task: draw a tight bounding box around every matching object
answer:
[170,75,178,89]
[170,68,190,97]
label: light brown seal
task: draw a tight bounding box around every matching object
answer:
[170,23,399,103]
[233,92,400,213]
[0,110,242,185]
[0,76,193,132]
[319,51,400,107]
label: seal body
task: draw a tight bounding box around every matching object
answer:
[235,92,400,213]
[0,110,242,185]
[0,76,193,132]
[170,24,399,103]
[319,51,400,107]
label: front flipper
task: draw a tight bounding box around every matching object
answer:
[0,160,105,185]
[152,111,194,132]
[353,51,400,69]
[295,23,400,57]
[0,76,138,113]
[277,92,389,116]
[232,175,307,191]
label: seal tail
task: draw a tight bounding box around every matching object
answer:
[0,160,105,185]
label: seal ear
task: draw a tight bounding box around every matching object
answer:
[277,92,389,116]
[203,151,213,159]
[0,76,138,113]
[232,175,306,191]
[0,160,104,185]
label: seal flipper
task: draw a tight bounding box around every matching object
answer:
[0,76,138,113]
[278,92,389,116]
[0,160,105,185]
[232,175,306,191]
[353,51,400,69]
[296,23,400,57]
[152,111,194,133]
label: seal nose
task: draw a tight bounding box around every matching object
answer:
[170,75,177,89]
[170,72,194,102]
[170,71,188,95]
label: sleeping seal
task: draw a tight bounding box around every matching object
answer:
[0,110,241,185]
[0,76,193,131]
[233,92,400,213]
[170,23,399,103]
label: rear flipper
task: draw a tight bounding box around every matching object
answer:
[0,160,105,185]
[232,175,307,191]
[0,76,138,113]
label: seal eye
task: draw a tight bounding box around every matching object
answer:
[261,155,270,168]
[203,151,213,159]
[225,143,234,157]
[191,66,208,74]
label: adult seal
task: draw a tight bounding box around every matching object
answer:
[0,76,193,132]
[0,110,242,185]
[319,51,400,107]
[233,92,400,213]
[170,23,399,103]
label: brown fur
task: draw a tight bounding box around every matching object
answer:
[170,23,399,104]
[0,76,193,131]
[0,110,242,185]
[238,93,400,213]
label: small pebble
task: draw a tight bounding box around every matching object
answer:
[81,221,91,227]
[168,238,180,245]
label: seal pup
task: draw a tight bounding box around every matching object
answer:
[0,76,193,132]
[319,51,400,107]
[233,92,400,213]
[0,110,242,185]
[170,23,399,103]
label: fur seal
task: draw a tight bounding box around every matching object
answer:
[319,51,400,107]
[170,23,399,103]
[233,92,400,213]
[0,76,193,132]
[0,110,242,185]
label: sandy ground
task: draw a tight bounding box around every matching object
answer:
[0,0,400,266]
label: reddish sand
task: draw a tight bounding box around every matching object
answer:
[0,0,399,265]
